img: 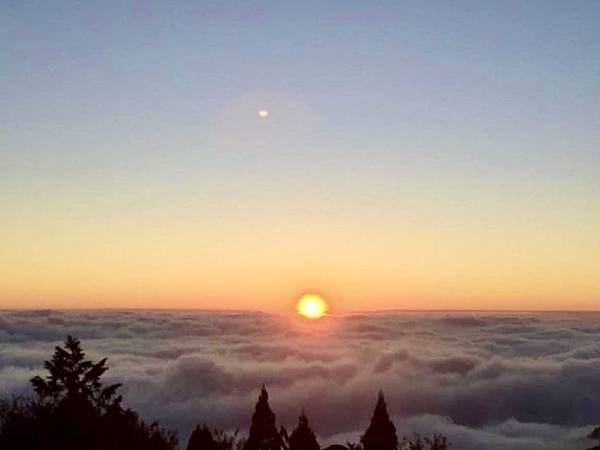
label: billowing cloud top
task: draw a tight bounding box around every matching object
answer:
[1,310,599,450]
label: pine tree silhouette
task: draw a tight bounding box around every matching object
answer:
[288,411,319,450]
[361,392,398,450]
[244,386,284,450]
[0,337,454,450]
[187,424,218,450]
[31,335,122,412]
[0,335,177,450]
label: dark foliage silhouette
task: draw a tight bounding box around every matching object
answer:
[400,434,450,450]
[0,336,455,450]
[213,429,244,450]
[0,335,177,450]
[426,435,449,450]
[187,424,243,450]
[244,386,285,450]
[288,411,319,450]
[361,391,398,450]
[587,426,600,449]
[187,424,218,450]
[30,335,122,412]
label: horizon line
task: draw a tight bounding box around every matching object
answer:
[1,307,600,314]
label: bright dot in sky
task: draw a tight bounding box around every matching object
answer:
[296,294,328,319]
[258,109,269,117]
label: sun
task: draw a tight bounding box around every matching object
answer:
[296,294,328,319]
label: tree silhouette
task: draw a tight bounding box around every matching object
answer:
[0,337,453,450]
[244,386,284,450]
[400,434,450,450]
[187,425,244,450]
[31,335,122,412]
[587,426,600,450]
[361,392,398,450]
[0,335,177,450]
[288,411,319,450]
[214,429,243,450]
[187,424,218,450]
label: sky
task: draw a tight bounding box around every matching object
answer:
[1,1,599,311]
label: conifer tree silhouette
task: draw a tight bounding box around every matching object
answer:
[30,335,122,412]
[0,335,177,450]
[288,411,319,450]
[244,386,284,450]
[187,424,218,450]
[361,392,398,450]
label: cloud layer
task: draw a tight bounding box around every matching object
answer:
[1,310,599,449]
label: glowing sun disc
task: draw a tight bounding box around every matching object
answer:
[258,109,269,117]
[296,294,328,319]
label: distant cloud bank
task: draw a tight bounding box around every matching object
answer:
[1,310,599,450]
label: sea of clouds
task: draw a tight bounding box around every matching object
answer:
[1,310,600,450]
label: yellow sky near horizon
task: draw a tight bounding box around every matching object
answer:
[2,172,599,312]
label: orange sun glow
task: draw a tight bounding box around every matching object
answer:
[296,294,328,319]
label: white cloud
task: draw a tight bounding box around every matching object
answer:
[0,310,599,449]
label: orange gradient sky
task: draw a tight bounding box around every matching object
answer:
[2,3,600,311]
[2,168,599,311]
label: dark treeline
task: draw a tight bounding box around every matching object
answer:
[0,336,597,450]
